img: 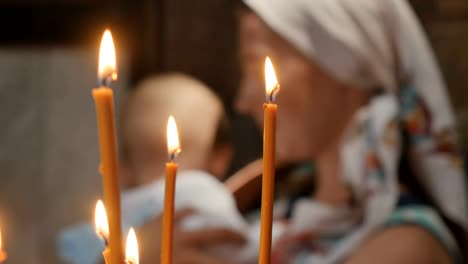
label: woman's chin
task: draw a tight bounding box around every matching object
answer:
[276,145,311,166]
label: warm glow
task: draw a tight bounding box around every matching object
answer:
[125,228,139,264]
[0,227,5,262]
[167,116,181,160]
[264,57,280,102]
[95,200,109,240]
[98,29,118,83]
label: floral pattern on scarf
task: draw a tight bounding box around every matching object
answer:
[270,85,465,264]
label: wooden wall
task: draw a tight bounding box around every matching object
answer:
[410,0,468,144]
[127,0,468,156]
[0,49,128,263]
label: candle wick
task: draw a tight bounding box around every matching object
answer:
[98,74,115,88]
[98,231,109,247]
[268,84,280,103]
[169,148,181,162]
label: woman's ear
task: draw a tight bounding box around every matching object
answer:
[208,143,233,181]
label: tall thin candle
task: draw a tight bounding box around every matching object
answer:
[161,116,181,264]
[258,57,280,264]
[93,29,123,264]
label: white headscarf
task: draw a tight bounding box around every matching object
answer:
[243,0,467,262]
[243,0,455,130]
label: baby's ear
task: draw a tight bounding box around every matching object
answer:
[209,143,233,181]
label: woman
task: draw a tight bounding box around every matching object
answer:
[235,0,468,263]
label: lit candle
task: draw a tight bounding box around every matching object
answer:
[160,116,181,264]
[258,57,280,264]
[0,227,7,263]
[125,228,139,264]
[95,200,111,264]
[92,29,123,264]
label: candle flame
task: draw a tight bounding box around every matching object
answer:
[264,57,280,103]
[167,116,181,161]
[98,29,118,86]
[95,200,109,241]
[125,228,139,264]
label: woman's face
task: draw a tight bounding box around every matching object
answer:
[236,12,366,164]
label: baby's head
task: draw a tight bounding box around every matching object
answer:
[120,73,231,188]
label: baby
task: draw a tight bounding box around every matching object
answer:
[59,74,249,263]
[119,73,232,187]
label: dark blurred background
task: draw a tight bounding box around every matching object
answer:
[0,0,467,263]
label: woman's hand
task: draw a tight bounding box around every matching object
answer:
[137,209,246,264]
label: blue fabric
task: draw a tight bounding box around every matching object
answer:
[58,223,104,264]
[395,193,428,207]
[58,171,246,264]
[385,204,459,262]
